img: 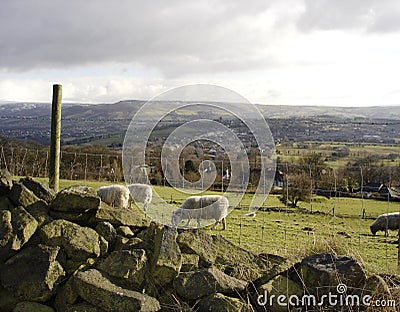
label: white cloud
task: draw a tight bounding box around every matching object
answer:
[0,77,169,103]
[0,0,279,75]
[0,0,400,106]
[297,0,400,33]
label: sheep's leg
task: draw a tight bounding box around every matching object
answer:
[184,217,190,227]
[384,229,389,237]
[211,219,226,230]
[128,196,133,209]
[143,196,150,213]
[197,218,201,229]
[222,218,226,230]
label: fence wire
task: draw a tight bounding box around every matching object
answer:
[1,145,399,273]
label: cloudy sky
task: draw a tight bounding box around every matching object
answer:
[1,0,400,106]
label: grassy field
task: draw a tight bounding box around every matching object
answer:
[27,176,400,275]
[210,192,400,275]
[277,141,400,169]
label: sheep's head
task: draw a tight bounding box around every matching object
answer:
[171,210,183,227]
[370,224,377,236]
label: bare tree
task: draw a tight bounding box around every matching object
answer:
[281,172,311,207]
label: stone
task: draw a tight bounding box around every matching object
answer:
[388,286,400,311]
[197,293,251,312]
[13,301,55,312]
[49,209,95,223]
[213,235,254,264]
[176,230,217,265]
[117,225,135,238]
[181,253,199,272]
[251,256,294,293]
[7,206,38,250]
[0,285,18,312]
[361,274,392,305]
[19,176,55,203]
[90,205,150,228]
[54,277,79,310]
[0,209,13,260]
[213,234,277,281]
[288,253,366,297]
[73,268,160,311]
[25,200,53,227]
[64,302,104,312]
[95,221,117,248]
[51,186,100,212]
[0,168,13,196]
[9,183,40,207]
[136,224,182,285]
[0,205,38,261]
[151,226,182,286]
[173,267,247,300]
[177,231,282,281]
[0,195,14,211]
[0,244,65,302]
[113,235,130,251]
[99,235,109,256]
[97,249,148,289]
[115,237,143,252]
[39,219,101,262]
[136,223,165,256]
[257,275,304,312]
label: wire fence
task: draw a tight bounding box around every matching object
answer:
[1,144,400,273]
[0,145,123,182]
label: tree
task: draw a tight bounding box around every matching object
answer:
[336,146,350,158]
[347,155,390,185]
[184,159,196,173]
[299,153,326,177]
[281,172,311,207]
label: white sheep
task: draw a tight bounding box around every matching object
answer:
[171,195,229,230]
[370,212,400,236]
[97,185,130,209]
[127,183,152,212]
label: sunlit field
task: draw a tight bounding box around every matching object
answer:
[26,177,400,275]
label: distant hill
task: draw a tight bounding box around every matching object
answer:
[1,100,400,120]
[0,100,145,120]
[1,100,400,146]
[256,104,400,120]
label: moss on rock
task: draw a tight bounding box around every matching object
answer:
[9,183,40,208]
[91,205,150,228]
[0,244,65,302]
[173,267,247,300]
[51,186,100,212]
[73,268,160,311]
[97,249,148,289]
[39,219,101,262]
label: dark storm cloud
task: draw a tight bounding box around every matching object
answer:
[298,0,400,33]
[0,0,275,76]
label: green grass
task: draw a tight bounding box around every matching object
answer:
[25,176,400,275]
[277,141,400,169]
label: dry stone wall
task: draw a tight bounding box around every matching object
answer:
[0,171,398,311]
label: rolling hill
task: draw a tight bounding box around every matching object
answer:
[1,100,399,146]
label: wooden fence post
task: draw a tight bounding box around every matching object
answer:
[49,84,62,192]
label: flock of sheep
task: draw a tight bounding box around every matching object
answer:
[96,184,400,234]
[97,184,153,212]
[96,184,228,229]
